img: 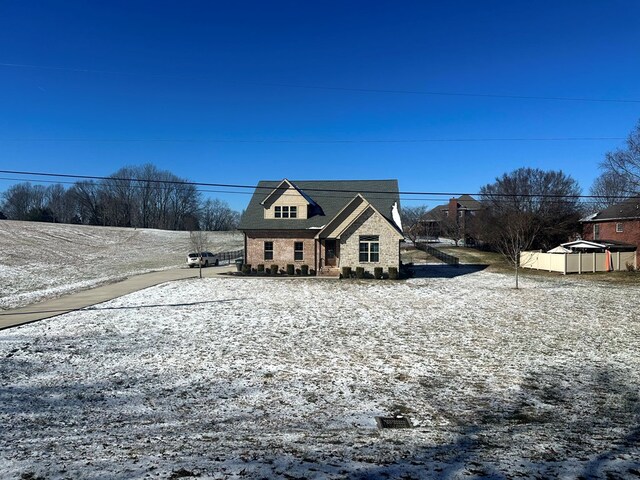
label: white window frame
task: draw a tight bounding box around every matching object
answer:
[616,223,624,233]
[359,235,380,263]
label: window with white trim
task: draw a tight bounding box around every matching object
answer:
[294,241,304,261]
[264,241,273,261]
[594,224,600,240]
[359,235,380,262]
[616,223,624,233]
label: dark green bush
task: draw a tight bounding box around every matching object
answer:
[295,268,301,275]
[374,267,383,279]
[388,267,399,280]
[341,266,351,278]
[241,264,251,275]
[301,264,309,276]
[355,267,365,279]
[286,264,295,275]
[271,264,279,275]
[310,269,316,276]
[257,264,265,273]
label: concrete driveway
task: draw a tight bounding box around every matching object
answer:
[0,265,236,330]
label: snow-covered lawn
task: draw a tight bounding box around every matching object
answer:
[1,271,640,479]
[0,221,243,309]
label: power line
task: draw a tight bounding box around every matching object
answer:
[0,136,626,144]
[0,169,623,201]
[1,62,639,105]
[0,175,613,205]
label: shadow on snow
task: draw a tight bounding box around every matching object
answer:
[409,264,489,279]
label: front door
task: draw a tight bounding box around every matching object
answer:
[325,239,337,266]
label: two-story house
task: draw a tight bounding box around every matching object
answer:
[581,196,640,261]
[238,179,404,275]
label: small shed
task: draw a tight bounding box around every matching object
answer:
[560,239,637,253]
[547,246,571,254]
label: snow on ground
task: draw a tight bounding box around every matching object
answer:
[0,220,243,309]
[1,270,639,479]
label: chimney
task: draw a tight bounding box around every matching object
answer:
[448,198,458,219]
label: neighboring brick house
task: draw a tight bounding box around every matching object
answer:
[421,194,482,244]
[238,179,404,275]
[581,196,640,260]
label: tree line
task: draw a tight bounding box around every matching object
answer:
[0,164,240,231]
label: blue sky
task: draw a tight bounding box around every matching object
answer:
[1,0,639,211]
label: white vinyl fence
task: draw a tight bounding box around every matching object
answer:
[520,251,637,274]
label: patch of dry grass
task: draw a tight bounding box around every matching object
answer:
[400,245,442,264]
[438,245,640,285]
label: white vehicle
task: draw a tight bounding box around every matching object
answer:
[187,251,219,268]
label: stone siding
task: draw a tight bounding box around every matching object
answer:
[339,207,401,272]
[262,185,309,220]
[244,230,316,270]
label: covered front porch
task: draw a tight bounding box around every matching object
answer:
[317,238,340,276]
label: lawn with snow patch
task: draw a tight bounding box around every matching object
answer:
[1,271,639,479]
[0,220,242,309]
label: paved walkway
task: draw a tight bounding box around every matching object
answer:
[0,265,236,331]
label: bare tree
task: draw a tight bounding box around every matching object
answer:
[2,182,48,220]
[46,183,76,223]
[2,183,34,220]
[480,168,582,288]
[440,215,465,246]
[483,210,539,289]
[189,230,209,279]
[69,181,104,225]
[588,170,633,212]
[602,119,640,194]
[200,198,240,231]
[400,205,429,244]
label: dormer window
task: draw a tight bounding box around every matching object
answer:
[275,206,297,219]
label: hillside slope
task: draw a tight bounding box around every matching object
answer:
[0,220,243,309]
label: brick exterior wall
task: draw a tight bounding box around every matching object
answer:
[582,219,640,245]
[244,230,316,271]
[339,207,401,272]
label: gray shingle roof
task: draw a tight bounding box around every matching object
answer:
[238,179,401,230]
[582,196,640,222]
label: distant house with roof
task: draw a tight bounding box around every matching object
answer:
[238,179,404,276]
[421,194,482,244]
[580,196,640,260]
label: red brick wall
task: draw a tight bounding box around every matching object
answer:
[244,230,317,270]
[448,199,458,220]
[582,220,640,245]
